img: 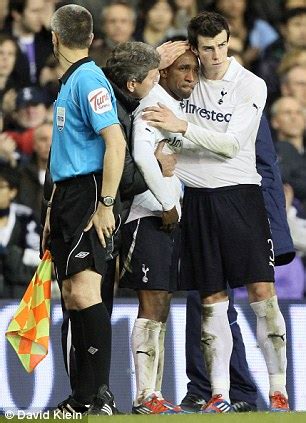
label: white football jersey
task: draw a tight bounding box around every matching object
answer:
[126,84,183,223]
[175,57,267,188]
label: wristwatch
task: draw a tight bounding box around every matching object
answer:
[99,196,116,207]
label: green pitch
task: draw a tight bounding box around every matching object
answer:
[88,412,306,423]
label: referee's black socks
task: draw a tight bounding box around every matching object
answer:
[69,310,95,404]
[79,302,112,393]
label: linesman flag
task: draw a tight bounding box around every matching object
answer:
[5,250,52,372]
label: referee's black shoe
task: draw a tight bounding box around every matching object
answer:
[180,393,206,413]
[87,385,120,415]
[56,396,89,416]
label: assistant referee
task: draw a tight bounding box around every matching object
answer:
[41,4,125,416]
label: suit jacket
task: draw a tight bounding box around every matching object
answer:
[256,115,295,265]
[6,27,53,86]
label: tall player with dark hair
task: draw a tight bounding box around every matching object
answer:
[143,11,290,413]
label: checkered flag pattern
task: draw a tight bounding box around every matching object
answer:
[5,250,52,372]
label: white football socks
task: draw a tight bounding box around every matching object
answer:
[201,300,232,403]
[155,322,166,398]
[131,318,161,405]
[250,295,287,397]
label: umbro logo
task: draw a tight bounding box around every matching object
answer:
[88,346,98,355]
[75,251,90,258]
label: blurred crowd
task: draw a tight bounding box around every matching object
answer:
[0,0,306,299]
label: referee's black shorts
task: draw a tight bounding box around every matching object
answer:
[180,184,275,295]
[50,173,108,281]
[119,217,180,292]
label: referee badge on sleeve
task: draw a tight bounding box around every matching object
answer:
[56,107,65,131]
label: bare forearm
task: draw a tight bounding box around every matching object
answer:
[100,124,126,197]
[102,143,125,197]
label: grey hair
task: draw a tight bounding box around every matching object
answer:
[51,5,93,49]
[105,41,160,90]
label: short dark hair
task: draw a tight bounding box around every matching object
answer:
[5,0,27,26]
[51,4,93,49]
[0,33,18,49]
[188,11,230,49]
[105,41,160,90]
[0,165,20,190]
[137,0,176,19]
[8,0,27,15]
[136,0,177,32]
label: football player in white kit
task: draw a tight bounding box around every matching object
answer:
[119,49,199,414]
[143,11,289,413]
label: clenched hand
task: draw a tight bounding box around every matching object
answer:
[161,205,179,232]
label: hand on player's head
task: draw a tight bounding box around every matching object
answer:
[157,41,190,70]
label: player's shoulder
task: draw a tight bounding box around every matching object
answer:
[139,85,166,110]
[229,62,267,103]
[235,60,266,91]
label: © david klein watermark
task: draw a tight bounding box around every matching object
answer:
[4,410,83,419]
